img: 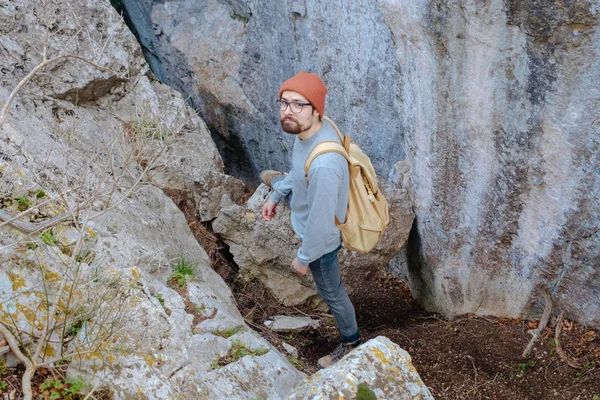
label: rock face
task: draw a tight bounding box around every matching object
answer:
[288,336,434,400]
[116,0,600,327]
[387,0,600,326]
[0,1,304,398]
[110,0,406,186]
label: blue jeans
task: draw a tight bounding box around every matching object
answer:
[309,246,360,343]
[269,176,360,342]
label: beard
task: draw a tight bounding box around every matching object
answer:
[280,117,303,134]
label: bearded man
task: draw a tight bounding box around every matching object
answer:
[260,71,362,368]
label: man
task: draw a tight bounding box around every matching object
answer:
[260,71,361,369]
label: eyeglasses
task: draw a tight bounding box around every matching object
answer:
[277,99,312,114]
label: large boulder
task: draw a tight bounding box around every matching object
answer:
[288,336,434,399]
[114,0,600,327]
[384,0,600,326]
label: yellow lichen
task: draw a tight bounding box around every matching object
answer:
[131,266,141,281]
[43,269,61,284]
[143,354,156,366]
[44,343,56,358]
[7,272,26,290]
[373,348,389,364]
[86,227,97,238]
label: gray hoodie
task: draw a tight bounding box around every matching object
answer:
[269,119,350,265]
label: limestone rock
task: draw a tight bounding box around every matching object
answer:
[212,185,320,307]
[288,336,434,399]
[192,170,247,222]
[0,1,306,398]
[264,315,321,333]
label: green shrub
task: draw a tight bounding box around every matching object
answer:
[169,257,196,287]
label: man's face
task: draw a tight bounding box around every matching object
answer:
[279,90,318,135]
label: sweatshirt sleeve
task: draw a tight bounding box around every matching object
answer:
[269,173,293,203]
[296,163,343,266]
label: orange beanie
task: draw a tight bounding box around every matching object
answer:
[278,71,328,117]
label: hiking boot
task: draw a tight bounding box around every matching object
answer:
[317,338,362,369]
[260,170,286,189]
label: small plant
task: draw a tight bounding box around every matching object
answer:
[14,195,31,211]
[33,189,46,198]
[131,118,168,141]
[40,229,58,246]
[212,340,268,369]
[155,293,165,307]
[592,394,599,400]
[286,355,304,371]
[168,257,196,287]
[40,376,89,399]
[0,381,7,391]
[577,361,596,377]
[356,382,377,400]
[212,327,242,338]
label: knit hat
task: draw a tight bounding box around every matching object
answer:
[278,71,328,117]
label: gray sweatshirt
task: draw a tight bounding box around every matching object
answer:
[269,119,350,265]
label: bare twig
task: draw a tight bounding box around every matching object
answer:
[522,288,553,358]
[0,323,35,399]
[555,311,583,369]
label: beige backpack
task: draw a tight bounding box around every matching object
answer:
[304,116,389,253]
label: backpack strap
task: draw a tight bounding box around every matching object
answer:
[303,141,350,226]
[322,116,351,153]
[303,141,351,181]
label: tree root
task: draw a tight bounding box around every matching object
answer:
[555,311,583,369]
[522,288,553,358]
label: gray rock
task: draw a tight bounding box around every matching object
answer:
[0,1,307,398]
[265,315,321,333]
[287,336,434,399]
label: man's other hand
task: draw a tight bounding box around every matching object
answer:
[292,257,308,276]
[262,199,278,221]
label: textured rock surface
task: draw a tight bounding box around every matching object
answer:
[288,336,434,400]
[111,0,405,186]
[385,0,600,326]
[117,0,600,327]
[213,180,414,308]
[0,1,304,398]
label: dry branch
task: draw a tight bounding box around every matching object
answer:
[555,311,583,369]
[522,288,553,358]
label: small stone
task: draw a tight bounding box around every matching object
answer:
[282,342,298,358]
[266,315,320,333]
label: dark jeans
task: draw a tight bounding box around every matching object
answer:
[309,246,360,343]
[270,176,360,342]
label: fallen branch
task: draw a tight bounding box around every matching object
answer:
[522,288,552,358]
[555,311,583,369]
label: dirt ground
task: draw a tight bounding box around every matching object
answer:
[231,266,600,400]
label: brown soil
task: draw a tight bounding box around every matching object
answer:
[169,190,600,400]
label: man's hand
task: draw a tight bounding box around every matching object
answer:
[292,257,308,276]
[262,198,278,221]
